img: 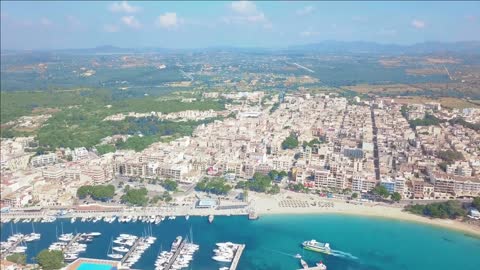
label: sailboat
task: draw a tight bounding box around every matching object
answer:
[107,238,123,260]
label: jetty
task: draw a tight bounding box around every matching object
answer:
[120,237,142,264]
[163,238,186,270]
[63,233,81,252]
[0,236,25,259]
[229,244,246,270]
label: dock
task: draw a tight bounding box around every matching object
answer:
[229,244,246,270]
[0,236,25,259]
[163,238,186,270]
[63,233,81,252]
[120,237,142,264]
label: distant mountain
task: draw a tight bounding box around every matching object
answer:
[287,41,480,54]
[2,41,480,55]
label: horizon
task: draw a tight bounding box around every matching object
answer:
[1,1,479,50]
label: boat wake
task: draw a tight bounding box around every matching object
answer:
[261,248,298,258]
[330,249,358,260]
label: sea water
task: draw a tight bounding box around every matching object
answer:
[1,214,479,270]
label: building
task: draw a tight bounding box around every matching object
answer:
[31,153,57,167]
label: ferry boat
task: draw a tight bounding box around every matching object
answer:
[302,240,331,255]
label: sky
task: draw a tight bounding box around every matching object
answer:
[1,1,479,50]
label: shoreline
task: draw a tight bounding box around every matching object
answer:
[249,191,480,237]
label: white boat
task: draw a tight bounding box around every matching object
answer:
[185,215,190,221]
[113,246,129,253]
[71,217,76,223]
[212,255,233,262]
[208,215,214,223]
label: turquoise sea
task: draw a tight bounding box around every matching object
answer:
[1,214,479,270]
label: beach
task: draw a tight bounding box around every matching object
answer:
[248,190,480,237]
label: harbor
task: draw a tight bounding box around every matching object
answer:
[1,214,478,270]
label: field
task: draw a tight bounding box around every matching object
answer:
[393,97,480,109]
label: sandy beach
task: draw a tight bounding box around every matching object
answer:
[249,190,480,237]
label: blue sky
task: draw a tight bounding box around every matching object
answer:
[1,1,479,49]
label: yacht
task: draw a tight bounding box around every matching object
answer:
[112,246,129,253]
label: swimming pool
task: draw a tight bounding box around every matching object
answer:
[76,262,116,270]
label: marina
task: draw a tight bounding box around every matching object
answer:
[1,215,479,270]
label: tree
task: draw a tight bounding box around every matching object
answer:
[268,184,281,194]
[161,179,178,191]
[6,253,26,265]
[281,133,299,149]
[249,173,272,193]
[36,250,64,270]
[472,197,480,210]
[405,200,467,219]
[121,187,148,206]
[351,193,358,199]
[372,185,390,198]
[391,192,402,203]
[76,185,115,201]
[195,177,232,195]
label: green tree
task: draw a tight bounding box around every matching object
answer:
[472,197,480,209]
[405,200,467,219]
[161,179,178,191]
[281,133,299,149]
[268,184,281,194]
[195,177,232,195]
[6,253,26,265]
[36,250,64,270]
[121,187,148,206]
[249,173,272,193]
[372,185,390,198]
[351,193,358,199]
[391,192,402,202]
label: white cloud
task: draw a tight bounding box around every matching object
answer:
[296,6,315,16]
[121,15,141,29]
[411,19,426,29]
[300,30,320,37]
[225,1,269,25]
[109,1,141,13]
[156,12,180,29]
[103,24,119,33]
[231,1,257,15]
[40,17,52,26]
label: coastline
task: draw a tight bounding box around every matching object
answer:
[250,191,480,237]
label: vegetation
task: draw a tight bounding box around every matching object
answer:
[95,144,116,155]
[268,170,288,181]
[408,114,444,129]
[235,172,282,194]
[281,132,299,149]
[351,192,358,199]
[302,138,324,148]
[449,117,480,131]
[268,184,281,194]
[288,182,308,192]
[405,200,467,219]
[195,177,232,195]
[472,197,480,210]
[437,150,464,164]
[6,253,26,265]
[391,192,402,202]
[371,184,390,198]
[36,250,64,270]
[160,179,178,192]
[121,187,148,206]
[76,185,115,201]
[270,102,280,113]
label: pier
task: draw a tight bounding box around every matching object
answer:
[0,236,25,259]
[229,244,246,270]
[120,237,142,264]
[163,238,186,270]
[63,233,81,252]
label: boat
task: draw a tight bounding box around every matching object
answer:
[302,240,331,255]
[71,217,76,223]
[294,254,302,259]
[316,261,327,270]
[208,215,214,223]
[185,215,190,221]
[113,246,129,253]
